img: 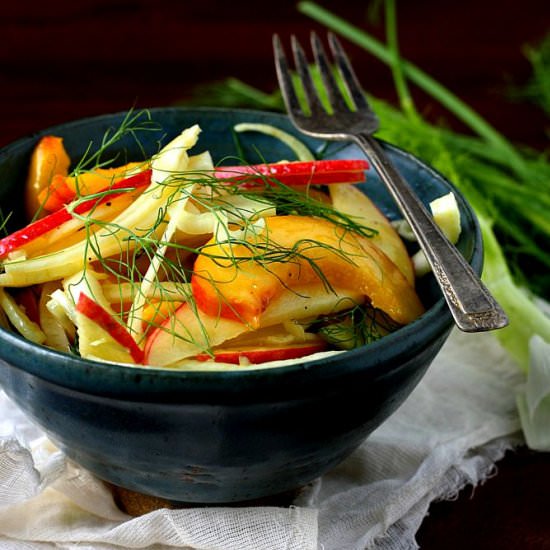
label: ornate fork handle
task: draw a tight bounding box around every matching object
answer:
[356,132,508,332]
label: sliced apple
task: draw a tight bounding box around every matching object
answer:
[195,323,327,364]
[430,192,461,244]
[214,159,368,188]
[329,184,415,285]
[75,293,143,364]
[140,300,187,332]
[143,285,363,367]
[192,215,424,328]
[64,270,142,364]
[12,286,40,324]
[196,341,327,365]
[143,302,250,366]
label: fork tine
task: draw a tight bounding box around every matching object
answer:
[273,34,303,116]
[327,33,370,111]
[290,35,325,117]
[310,32,348,112]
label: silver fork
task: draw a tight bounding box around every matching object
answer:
[273,32,508,332]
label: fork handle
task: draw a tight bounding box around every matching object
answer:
[354,132,508,332]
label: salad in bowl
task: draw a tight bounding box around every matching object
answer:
[0,110,441,370]
[0,108,477,503]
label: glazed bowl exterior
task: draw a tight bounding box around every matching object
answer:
[0,108,482,503]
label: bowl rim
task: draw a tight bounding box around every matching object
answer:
[0,106,482,396]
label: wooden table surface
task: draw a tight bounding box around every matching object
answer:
[2,1,549,547]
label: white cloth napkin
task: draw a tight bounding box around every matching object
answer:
[0,329,523,550]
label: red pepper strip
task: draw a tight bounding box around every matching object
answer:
[214,159,368,187]
[0,170,152,258]
[75,292,144,363]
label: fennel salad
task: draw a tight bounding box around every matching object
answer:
[0,113,459,369]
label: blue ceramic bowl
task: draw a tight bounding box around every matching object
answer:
[0,108,482,503]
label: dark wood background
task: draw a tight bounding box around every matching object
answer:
[1,0,549,149]
[2,1,549,548]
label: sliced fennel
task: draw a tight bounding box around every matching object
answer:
[0,287,45,344]
[233,122,315,161]
[64,269,137,363]
[430,192,461,244]
[127,130,206,338]
[478,215,550,371]
[392,191,462,277]
[517,335,550,450]
[413,192,461,276]
[38,282,72,352]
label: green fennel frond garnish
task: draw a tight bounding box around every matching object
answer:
[0,209,11,237]
[313,303,400,350]
[72,109,159,174]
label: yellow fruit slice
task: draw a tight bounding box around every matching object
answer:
[192,215,424,327]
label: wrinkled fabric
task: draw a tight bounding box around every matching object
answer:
[0,329,522,549]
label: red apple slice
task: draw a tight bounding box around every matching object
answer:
[214,159,368,188]
[143,285,364,367]
[195,340,327,364]
[143,302,250,367]
[75,293,143,364]
[195,323,328,364]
